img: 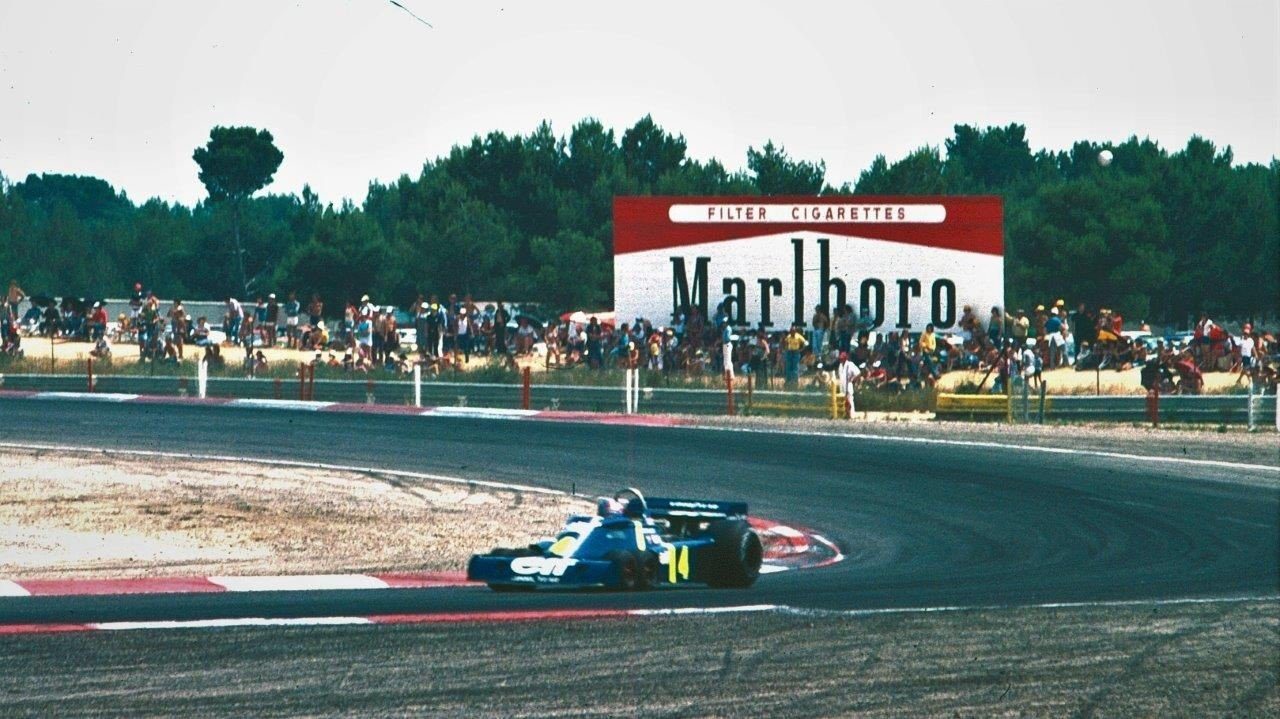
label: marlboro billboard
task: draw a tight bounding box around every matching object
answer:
[613,196,1003,331]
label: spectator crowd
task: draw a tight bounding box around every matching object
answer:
[1,278,1275,396]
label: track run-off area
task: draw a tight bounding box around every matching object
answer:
[0,396,1275,630]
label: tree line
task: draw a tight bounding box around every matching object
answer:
[0,118,1274,326]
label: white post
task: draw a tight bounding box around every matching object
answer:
[723,341,734,379]
[1247,380,1256,432]
[413,363,422,408]
[623,368,633,414]
[197,359,208,399]
[632,368,640,413]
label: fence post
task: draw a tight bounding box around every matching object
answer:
[197,359,208,399]
[1247,379,1256,432]
[308,364,315,401]
[828,377,837,420]
[1005,373,1013,424]
[413,364,422,408]
[1037,381,1047,424]
[725,370,736,416]
[86,357,94,393]
[1020,378,1030,423]
[273,377,282,400]
[522,366,532,410]
[1146,385,1160,428]
[298,363,306,401]
[623,367,633,414]
[365,379,375,405]
[746,374,753,415]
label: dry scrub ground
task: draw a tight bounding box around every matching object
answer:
[0,448,590,579]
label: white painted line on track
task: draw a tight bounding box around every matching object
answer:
[0,580,31,597]
[208,574,390,592]
[426,407,540,419]
[685,424,1280,475]
[8,595,1275,635]
[629,605,781,616]
[33,392,139,402]
[226,399,334,411]
[95,616,373,631]
[0,442,567,496]
[775,593,1280,619]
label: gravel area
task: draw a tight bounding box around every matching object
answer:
[0,448,590,579]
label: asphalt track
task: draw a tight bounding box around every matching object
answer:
[0,398,1276,625]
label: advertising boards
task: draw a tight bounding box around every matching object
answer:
[613,196,1003,331]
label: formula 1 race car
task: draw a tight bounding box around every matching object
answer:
[467,488,763,591]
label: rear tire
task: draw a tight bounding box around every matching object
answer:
[604,550,640,591]
[704,519,764,588]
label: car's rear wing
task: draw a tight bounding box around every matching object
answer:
[646,497,748,520]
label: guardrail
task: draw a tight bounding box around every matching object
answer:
[0,372,832,417]
[936,390,1277,428]
[3,371,1274,428]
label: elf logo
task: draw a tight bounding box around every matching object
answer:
[510,557,578,577]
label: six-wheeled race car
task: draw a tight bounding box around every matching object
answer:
[466,488,764,591]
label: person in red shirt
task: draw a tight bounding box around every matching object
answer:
[90,302,108,341]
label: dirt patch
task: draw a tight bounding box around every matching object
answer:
[0,448,590,579]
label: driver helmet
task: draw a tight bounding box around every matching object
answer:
[623,497,645,518]
[596,497,624,516]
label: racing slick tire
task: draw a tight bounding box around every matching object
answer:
[604,550,640,591]
[635,550,660,590]
[704,519,764,588]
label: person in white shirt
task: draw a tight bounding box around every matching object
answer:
[1239,325,1256,370]
[837,351,861,418]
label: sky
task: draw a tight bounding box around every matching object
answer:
[0,0,1276,206]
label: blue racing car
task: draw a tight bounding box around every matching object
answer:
[467,488,764,591]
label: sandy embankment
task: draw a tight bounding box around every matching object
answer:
[0,448,590,579]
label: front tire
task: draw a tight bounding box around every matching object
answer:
[705,519,764,588]
[605,550,640,591]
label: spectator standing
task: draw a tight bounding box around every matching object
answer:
[225,297,243,346]
[284,292,301,348]
[129,282,144,325]
[307,294,324,327]
[781,324,809,387]
[494,302,511,357]
[811,305,829,359]
[457,305,472,363]
[987,306,1003,348]
[89,302,108,342]
[167,299,187,359]
[253,297,268,345]
[918,323,939,380]
[585,316,602,368]
[6,279,25,307]
[837,351,861,417]
[1239,324,1256,372]
[139,296,161,356]
[1045,308,1064,368]
[1010,309,1030,347]
[3,280,24,346]
[372,307,387,364]
[266,294,280,347]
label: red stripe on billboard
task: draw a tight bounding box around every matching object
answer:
[613,195,1002,256]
